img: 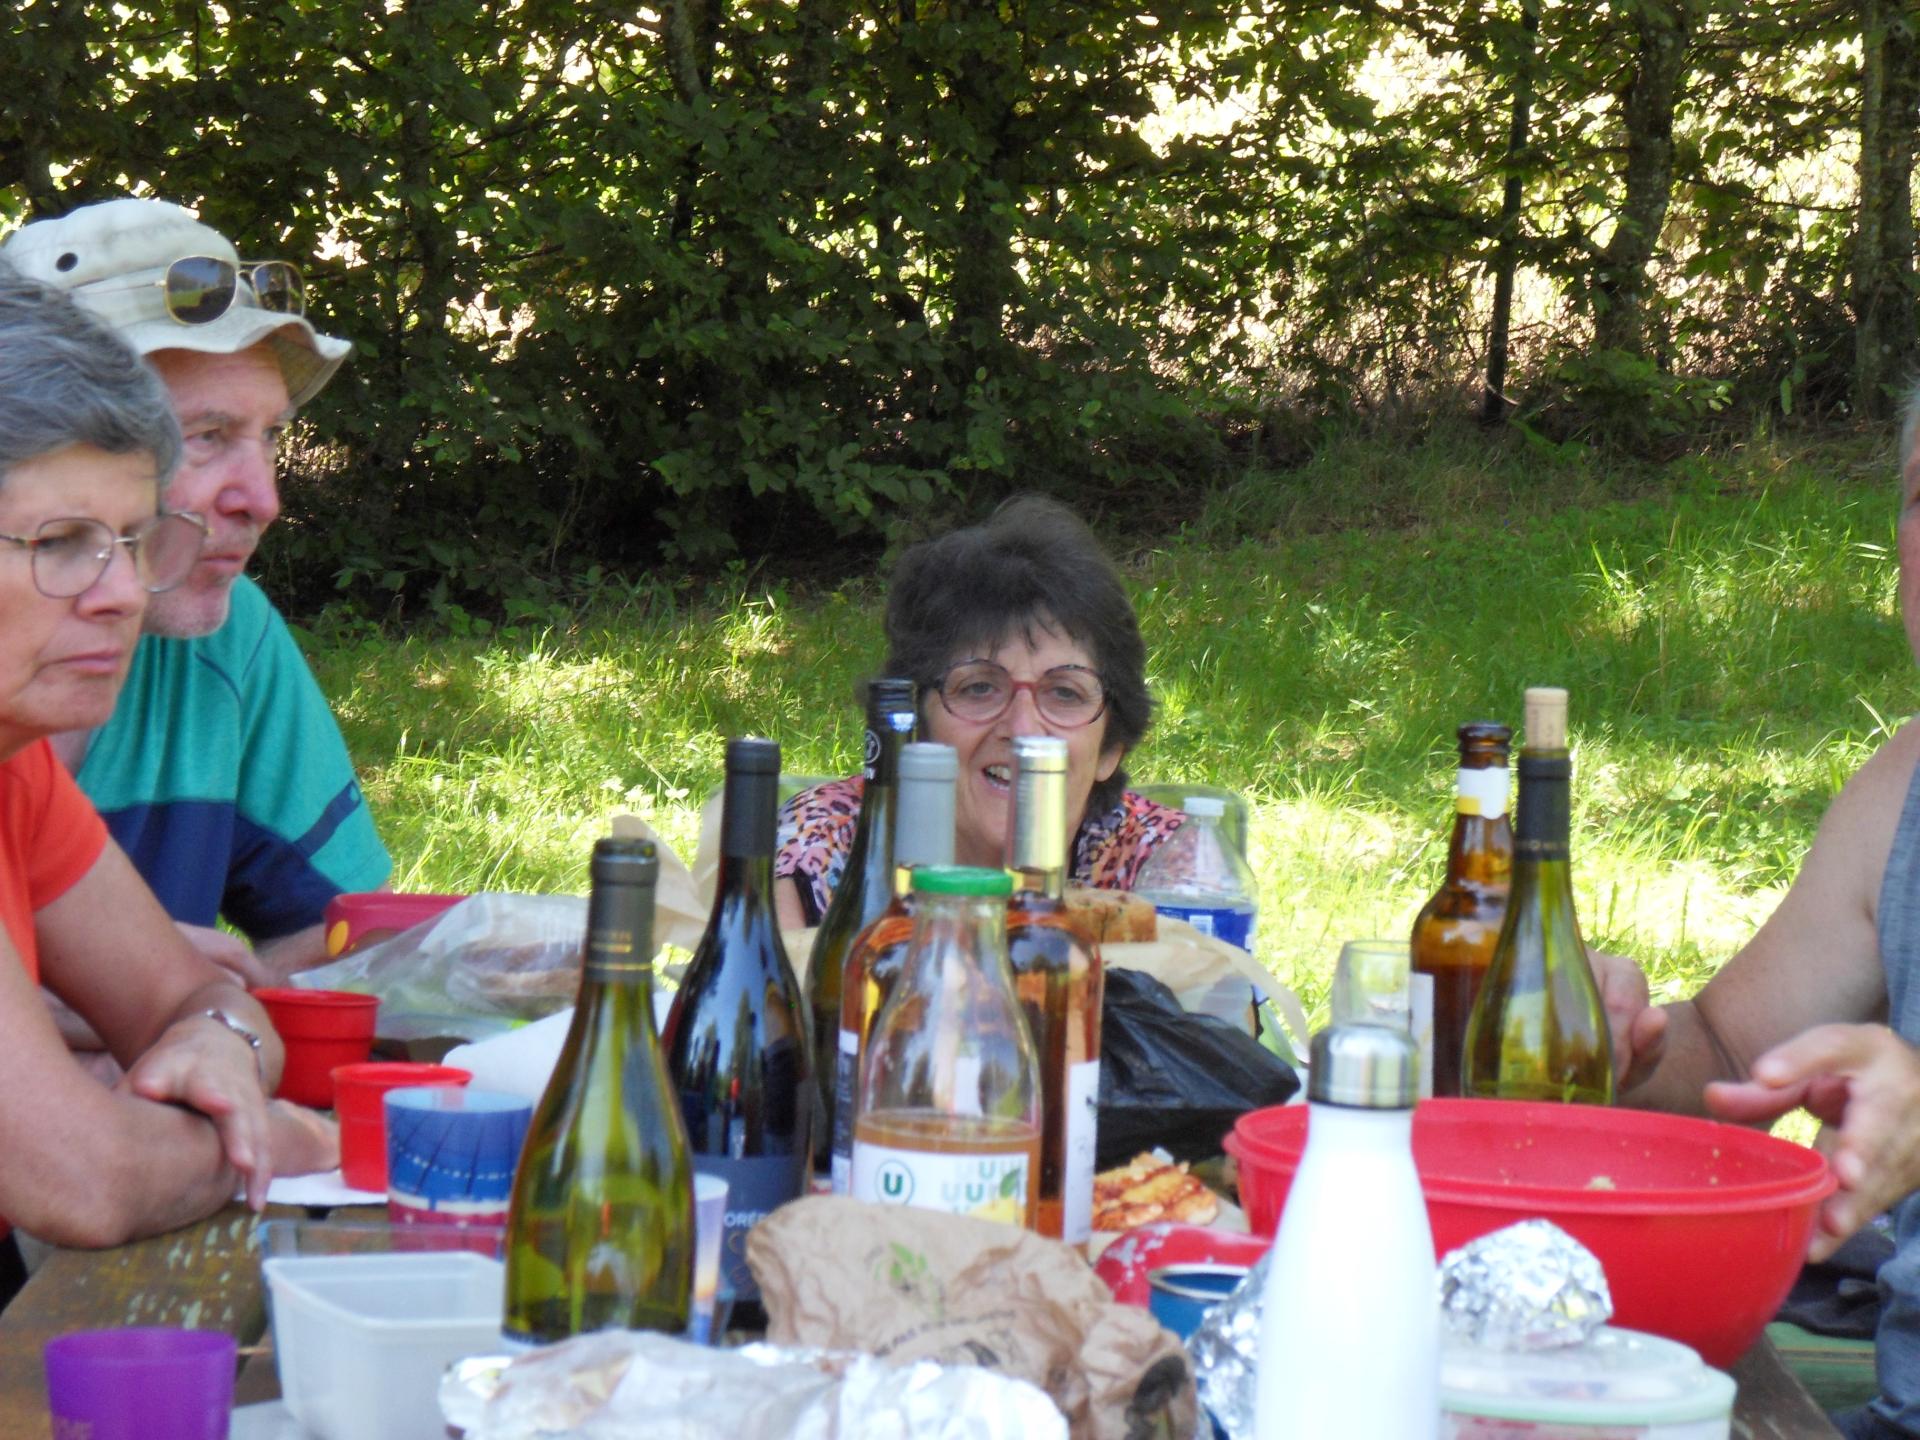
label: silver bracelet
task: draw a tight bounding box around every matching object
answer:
[196,1007,268,1085]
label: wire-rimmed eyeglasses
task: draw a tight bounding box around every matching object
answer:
[1,511,210,598]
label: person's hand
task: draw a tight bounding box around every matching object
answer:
[1705,1023,1920,1262]
[267,1101,340,1178]
[119,1013,275,1209]
[175,922,273,990]
[1587,947,1667,1092]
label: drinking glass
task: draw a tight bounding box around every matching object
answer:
[1330,939,1412,1031]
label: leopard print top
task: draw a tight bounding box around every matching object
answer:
[774,777,1188,925]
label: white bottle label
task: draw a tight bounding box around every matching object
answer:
[1061,1059,1100,1243]
[851,1142,1031,1226]
[829,1027,861,1196]
[1455,767,1509,819]
[1408,972,1434,1100]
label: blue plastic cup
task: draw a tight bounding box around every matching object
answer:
[1147,1263,1252,1341]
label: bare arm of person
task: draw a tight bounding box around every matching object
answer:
[776,876,808,932]
[34,844,287,1205]
[252,922,330,980]
[0,917,294,1246]
[1620,722,1912,1115]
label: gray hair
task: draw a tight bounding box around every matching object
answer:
[0,262,181,490]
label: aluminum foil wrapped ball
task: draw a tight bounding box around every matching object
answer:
[1439,1219,1612,1351]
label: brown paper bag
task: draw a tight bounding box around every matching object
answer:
[749,1196,1197,1440]
[607,810,711,953]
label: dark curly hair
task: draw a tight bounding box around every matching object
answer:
[881,495,1151,816]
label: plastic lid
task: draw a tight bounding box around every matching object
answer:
[1441,1327,1735,1425]
[1184,795,1227,818]
[911,864,1014,896]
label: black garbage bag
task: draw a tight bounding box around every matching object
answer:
[1097,966,1300,1169]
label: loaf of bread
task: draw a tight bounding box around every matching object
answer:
[1062,886,1158,945]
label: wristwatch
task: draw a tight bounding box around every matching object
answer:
[196,1007,268,1085]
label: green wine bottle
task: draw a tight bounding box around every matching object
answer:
[1462,688,1614,1105]
[503,838,693,1342]
[806,677,917,1181]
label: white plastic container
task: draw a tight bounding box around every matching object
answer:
[264,1250,506,1440]
[1441,1326,1736,1439]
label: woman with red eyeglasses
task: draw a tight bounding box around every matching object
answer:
[774,496,1186,928]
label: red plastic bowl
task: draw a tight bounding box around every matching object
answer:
[322,892,466,958]
[1226,1098,1834,1368]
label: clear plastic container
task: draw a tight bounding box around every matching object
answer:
[264,1250,506,1440]
[1441,1326,1735,1438]
[1133,796,1258,951]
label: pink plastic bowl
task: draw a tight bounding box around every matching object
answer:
[1226,1098,1834,1368]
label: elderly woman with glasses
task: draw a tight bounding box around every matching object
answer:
[775,495,1186,927]
[0,265,333,1258]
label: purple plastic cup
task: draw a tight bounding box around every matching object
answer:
[44,1326,236,1440]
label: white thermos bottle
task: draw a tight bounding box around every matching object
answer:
[1256,1022,1438,1438]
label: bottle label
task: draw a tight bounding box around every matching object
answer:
[851,1142,1031,1226]
[1150,902,1255,952]
[1455,767,1510,819]
[1408,972,1434,1100]
[1061,1059,1100,1243]
[829,1027,860,1195]
[694,1152,808,1303]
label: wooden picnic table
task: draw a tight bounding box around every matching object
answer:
[0,1203,1846,1438]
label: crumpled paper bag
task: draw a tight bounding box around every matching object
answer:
[748,1196,1197,1440]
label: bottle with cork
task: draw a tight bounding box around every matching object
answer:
[1461,687,1614,1105]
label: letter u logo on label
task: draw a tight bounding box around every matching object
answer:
[878,1160,913,1203]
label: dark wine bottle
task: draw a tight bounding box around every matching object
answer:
[805,677,917,1181]
[1462,688,1614,1105]
[504,838,693,1342]
[664,737,815,1331]
[829,741,957,1193]
[1409,722,1513,1098]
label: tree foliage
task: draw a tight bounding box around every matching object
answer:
[0,0,1908,612]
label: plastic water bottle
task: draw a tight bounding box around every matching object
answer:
[1256,1023,1439,1437]
[1133,796,1257,951]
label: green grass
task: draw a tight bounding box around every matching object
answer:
[296,424,1912,1038]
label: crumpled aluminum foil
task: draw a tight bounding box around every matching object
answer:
[438,1331,1069,1440]
[1438,1219,1611,1351]
[1185,1251,1270,1440]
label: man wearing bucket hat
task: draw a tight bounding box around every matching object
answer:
[0,198,391,987]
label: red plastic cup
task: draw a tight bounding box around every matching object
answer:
[255,988,380,1109]
[332,1062,473,1191]
[44,1326,236,1440]
[322,892,466,958]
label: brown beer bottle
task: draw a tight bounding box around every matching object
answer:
[1409,722,1513,1098]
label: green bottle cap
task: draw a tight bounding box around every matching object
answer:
[910,864,1014,896]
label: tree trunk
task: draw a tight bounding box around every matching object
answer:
[1482,0,1541,426]
[1854,0,1920,421]
[1592,0,1693,357]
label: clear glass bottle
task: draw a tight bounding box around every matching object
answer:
[1409,722,1514,1098]
[1005,735,1103,1243]
[1462,688,1613,1105]
[851,865,1042,1229]
[1132,796,1257,951]
[663,738,814,1330]
[829,742,956,1194]
[504,838,692,1342]
[805,677,917,1181]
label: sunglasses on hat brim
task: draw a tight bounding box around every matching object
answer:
[85,255,305,326]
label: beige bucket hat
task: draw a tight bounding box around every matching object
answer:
[0,197,350,408]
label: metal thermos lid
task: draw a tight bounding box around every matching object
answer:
[1308,1022,1419,1109]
